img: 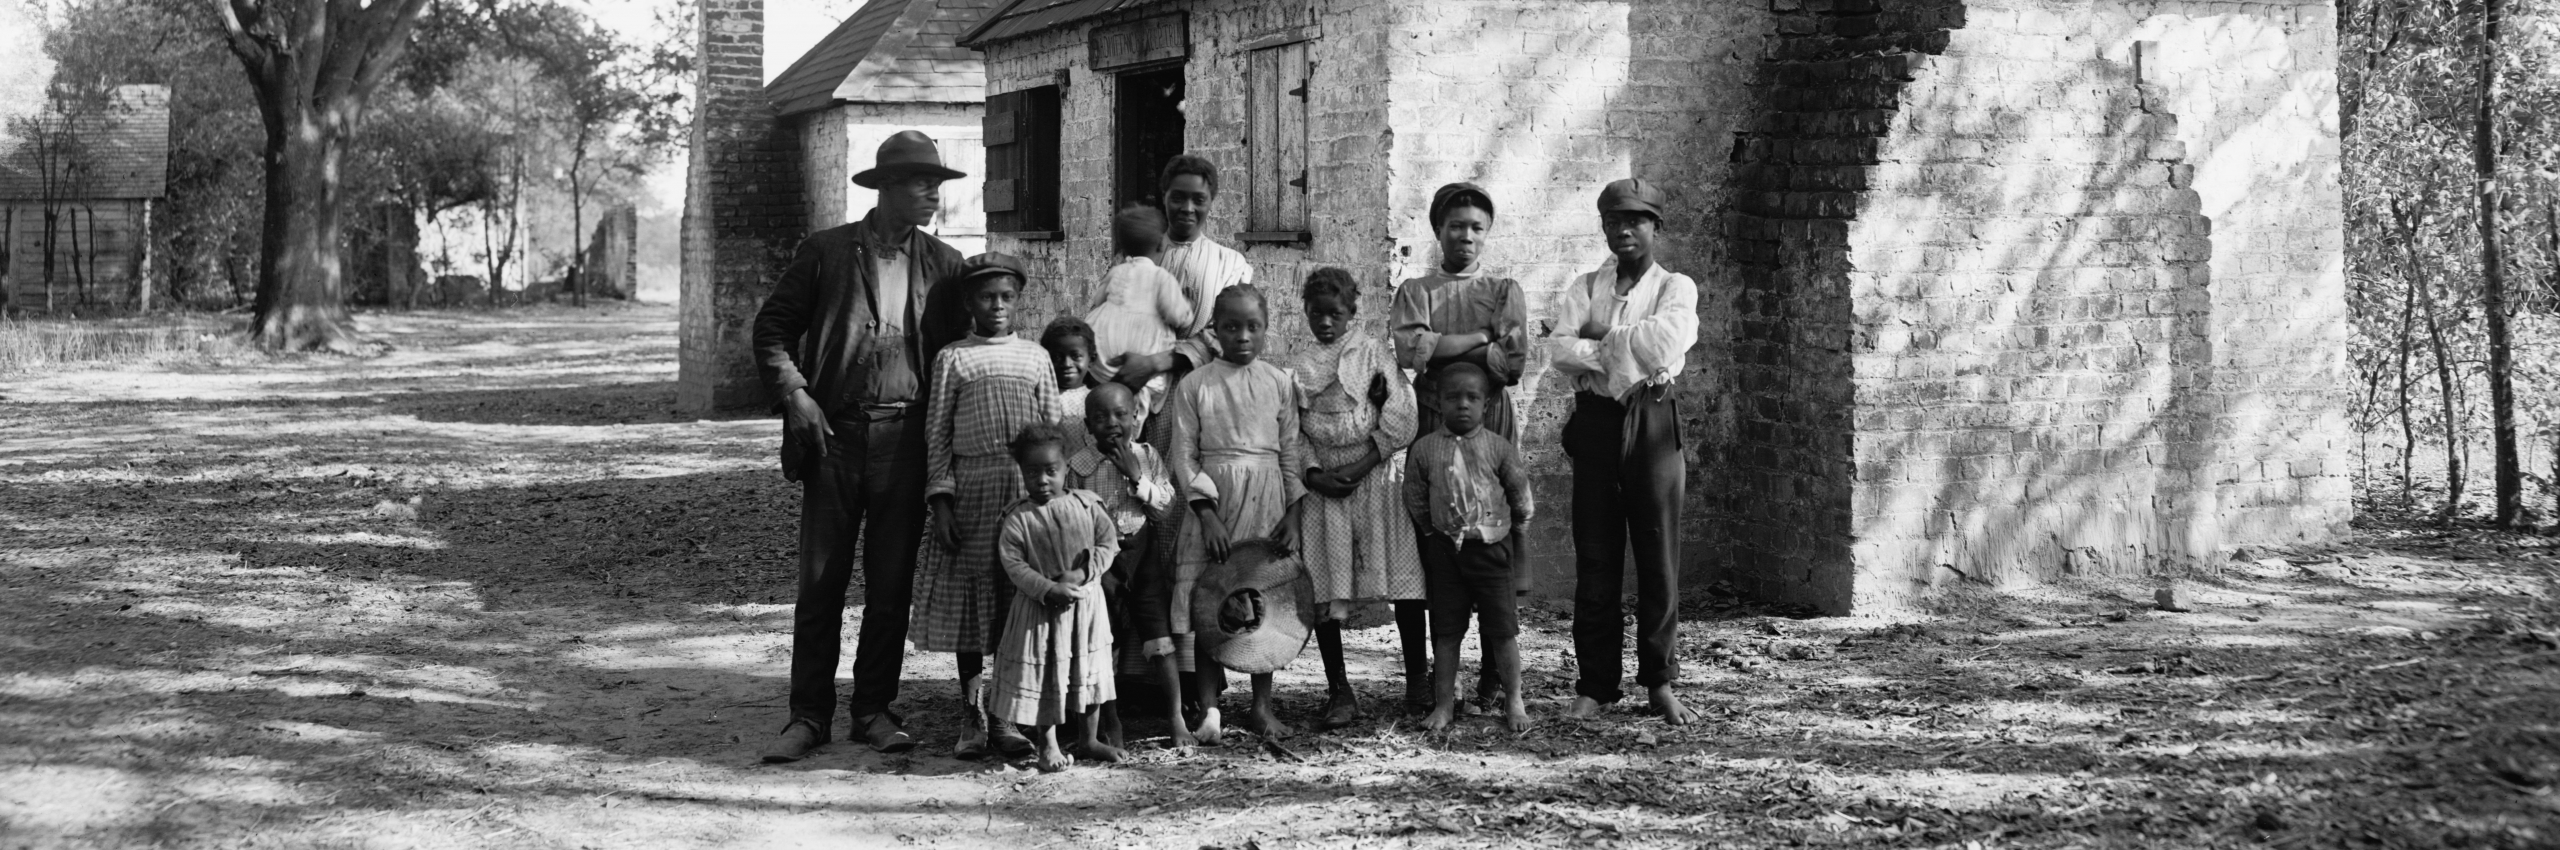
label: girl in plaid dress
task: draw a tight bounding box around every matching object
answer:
[916,257,1062,760]
[1285,267,1423,730]
[988,423,1122,771]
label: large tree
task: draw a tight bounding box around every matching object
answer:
[211,0,432,351]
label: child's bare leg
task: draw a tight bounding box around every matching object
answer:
[1072,705,1127,762]
[1492,636,1533,733]
[1316,620,1359,728]
[1154,654,1197,748]
[1423,634,1462,733]
[1035,724,1069,773]
[1245,673,1291,739]
[1395,601,1432,712]
[1100,700,1124,749]
[1191,658,1227,746]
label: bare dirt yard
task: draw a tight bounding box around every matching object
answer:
[3,303,2557,849]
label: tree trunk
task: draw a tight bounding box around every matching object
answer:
[2422,282,2463,524]
[250,116,359,351]
[2395,219,2420,505]
[42,208,57,310]
[2475,0,2522,528]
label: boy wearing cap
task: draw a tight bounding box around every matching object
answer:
[1547,178,1701,724]
[752,129,971,762]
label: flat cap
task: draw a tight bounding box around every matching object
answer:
[955,252,1028,288]
[1598,178,1666,222]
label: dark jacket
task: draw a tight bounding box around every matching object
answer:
[752,218,969,418]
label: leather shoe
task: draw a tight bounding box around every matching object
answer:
[760,718,825,763]
[855,712,916,754]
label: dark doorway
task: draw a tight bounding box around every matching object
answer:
[1114,66,1187,213]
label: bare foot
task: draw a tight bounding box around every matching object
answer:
[1421,703,1454,733]
[1246,703,1294,740]
[1648,685,1700,725]
[1192,707,1226,747]
[1037,741,1071,773]
[1071,740,1127,763]
[1503,706,1535,734]
[1564,696,1604,720]
[1169,722,1199,751]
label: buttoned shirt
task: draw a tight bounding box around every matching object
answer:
[1402,427,1533,543]
[1547,260,1699,401]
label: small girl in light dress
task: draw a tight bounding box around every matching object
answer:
[1084,205,1192,414]
[987,422,1123,771]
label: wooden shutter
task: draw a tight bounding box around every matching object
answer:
[1246,41,1310,237]
[983,86,1062,234]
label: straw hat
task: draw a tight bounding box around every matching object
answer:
[1192,539,1313,674]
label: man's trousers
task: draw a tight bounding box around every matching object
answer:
[790,416,927,736]
[1563,389,1683,704]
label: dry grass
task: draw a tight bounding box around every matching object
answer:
[0,312,248,374]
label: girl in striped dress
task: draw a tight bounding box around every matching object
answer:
[915,256,1062,760]
[1285,267,1424,728]
[988,423,1122,771]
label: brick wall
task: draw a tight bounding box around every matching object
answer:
[1727,0,2345,613]
[977,0,1764,598]
[679,0,806,412]
[1381,0,1767,597]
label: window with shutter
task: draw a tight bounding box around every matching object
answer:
[984,85,1062,237]
[1243,40,1310,242]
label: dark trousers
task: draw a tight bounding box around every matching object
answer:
[1564,389,1683,704]
[791,418,927,736]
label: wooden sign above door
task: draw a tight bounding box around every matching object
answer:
[1090,13,1188,72]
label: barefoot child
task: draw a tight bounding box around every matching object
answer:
[989,423,1123,771]
[1170,284,1307,743]
[1401,363,1534,734]
[1389,182,1529,713]
[1284,267,1425,728]
[1042,316,1101,458]
[1066,382,1185,748]
[1085,205,1192,416]
[914,254,1062,760]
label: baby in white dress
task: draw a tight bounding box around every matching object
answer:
[1084,205,1192,413]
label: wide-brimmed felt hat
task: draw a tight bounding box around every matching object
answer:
[853,130,967,189]
[1598,177,1667,224]
[1192,539,1313,674]
[1428,181,1495,229]
[955,252,1028,290]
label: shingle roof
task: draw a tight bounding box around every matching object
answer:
[954,0,1164,49]
[766,0,993,117]
[0,85,169,201]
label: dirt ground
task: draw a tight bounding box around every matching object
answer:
[3,303,2557,849]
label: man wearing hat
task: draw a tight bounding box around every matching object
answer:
[752,130,972,761]
[1545,177,1701,725]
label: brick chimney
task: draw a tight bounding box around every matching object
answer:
[678,0,804,411]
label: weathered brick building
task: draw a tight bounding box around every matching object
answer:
[683,0,2349,612]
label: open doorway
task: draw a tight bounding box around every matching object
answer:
[1114,66,1187,213]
